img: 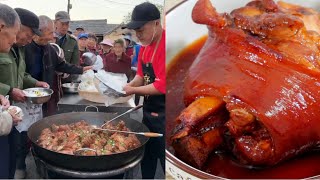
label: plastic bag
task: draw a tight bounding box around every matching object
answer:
[14,102,43,133]
[78,70,99,92]
[80,69,95,82]
[92,55,104,71]
[94,70,134,107]
[0,106,23,135]
[95,70,127,97]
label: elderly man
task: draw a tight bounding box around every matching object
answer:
[0,6,20,54]
[74,25,84,37]
[122,2,165,179]
[0,8,49,179]
[54,11,80,84]
[0,3,20,179]
[9,15,91,178]
[0,8,48,101]
[25,15,92,116]
[54,11,79,65]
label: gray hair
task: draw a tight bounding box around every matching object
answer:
[38,15,53,31]
[0,3,20,27]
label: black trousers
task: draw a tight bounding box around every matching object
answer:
[141,110,165,179]
[0,136,10,178]
[9,128,29,178]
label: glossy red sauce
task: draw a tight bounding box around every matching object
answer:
[166,36,320,179]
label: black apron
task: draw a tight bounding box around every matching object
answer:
[140,62,165,179]
[141,62,165,133]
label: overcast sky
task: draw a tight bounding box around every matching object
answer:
[0,0,165,24]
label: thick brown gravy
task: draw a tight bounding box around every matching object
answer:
[166,36,320,179]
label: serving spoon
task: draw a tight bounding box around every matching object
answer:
[74,128,163,156]
[75,105,150,155]
[92,127,163,137]
[100,104,143,128]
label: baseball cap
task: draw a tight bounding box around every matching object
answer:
[122,2,160,30]
[78,33,88,39]
[55,11,70,22]
[14,8,42,36]
[76,25,84,30]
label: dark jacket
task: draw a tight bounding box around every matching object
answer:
[24,41,83,88]
[25,41,84,116]
[57,34,80,65]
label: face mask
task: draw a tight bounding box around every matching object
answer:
[140,21,157,47]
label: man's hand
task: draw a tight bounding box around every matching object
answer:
[83,66,93,72]
[0,95,10,109]
[123,84,136,96]
[10,88,26,102]
[35,81,50,88]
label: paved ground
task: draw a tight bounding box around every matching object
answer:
[25,105,164,179]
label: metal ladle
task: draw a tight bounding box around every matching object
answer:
[76,105,145,155]
[92,127,163,137]
[100,104,143,128]
[93,104,162,138]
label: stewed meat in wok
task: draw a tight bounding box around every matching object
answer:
[38,120,141,156]
[171,0,320,168]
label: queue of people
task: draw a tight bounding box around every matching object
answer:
[0,5,91,179]
[0,1,164,179]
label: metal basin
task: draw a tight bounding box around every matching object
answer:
[62,83,79,94]
[23,88,54,104]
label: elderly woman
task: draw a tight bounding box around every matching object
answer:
[103,39,131,80]
[99,38,113,61]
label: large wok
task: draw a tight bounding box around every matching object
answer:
[27,112,149,171]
